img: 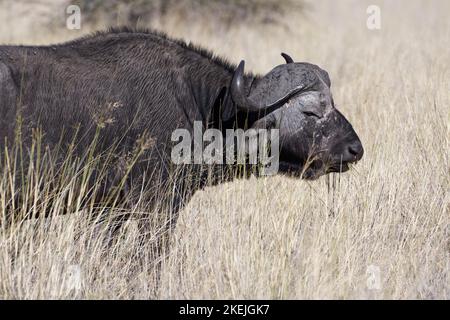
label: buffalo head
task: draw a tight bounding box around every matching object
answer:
[230,53,364,179]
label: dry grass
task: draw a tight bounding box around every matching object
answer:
[0,0,448,299]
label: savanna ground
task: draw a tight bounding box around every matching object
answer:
[0,0,448,299]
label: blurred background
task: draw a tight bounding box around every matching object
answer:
[1,0,309,73]
[0,0,384,74]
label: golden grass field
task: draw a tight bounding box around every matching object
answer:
[0,0,448,299]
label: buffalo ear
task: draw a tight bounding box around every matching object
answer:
[209,86,235,125]
[220,87,236,122]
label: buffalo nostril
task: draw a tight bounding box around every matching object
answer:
[348,142,364,160]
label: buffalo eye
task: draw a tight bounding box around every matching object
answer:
[302,111,322,119]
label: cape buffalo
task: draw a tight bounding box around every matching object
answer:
[0,28,363,222]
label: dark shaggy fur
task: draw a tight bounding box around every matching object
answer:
[0,28,261,222]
